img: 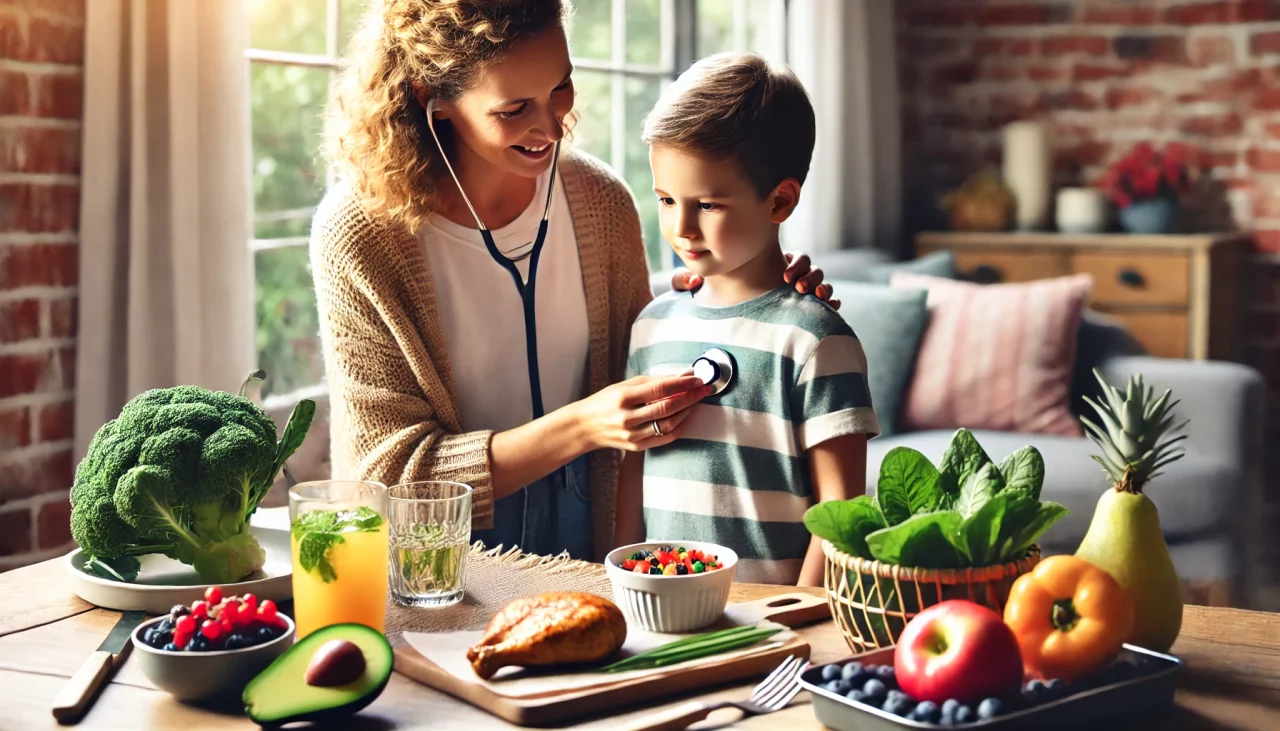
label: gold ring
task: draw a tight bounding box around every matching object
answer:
[652,420,663,437]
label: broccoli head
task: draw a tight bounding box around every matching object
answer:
[70,370,316,584]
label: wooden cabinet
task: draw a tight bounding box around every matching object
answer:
[914,232,1248,360]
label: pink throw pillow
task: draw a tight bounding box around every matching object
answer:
[889,271,1093,437]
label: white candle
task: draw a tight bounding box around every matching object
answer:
[1003,121,1051,231]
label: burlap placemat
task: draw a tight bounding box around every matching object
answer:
[385,543,614,647]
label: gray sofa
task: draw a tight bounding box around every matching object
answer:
[649,249,1267,607]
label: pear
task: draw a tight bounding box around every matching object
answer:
[1075,488,1182,652]
[1075,369,1188,653]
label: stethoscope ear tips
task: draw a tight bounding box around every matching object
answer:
[692,348,735,396]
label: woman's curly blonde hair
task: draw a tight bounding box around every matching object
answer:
[326,0,571,233]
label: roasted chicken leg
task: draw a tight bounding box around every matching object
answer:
[467,592,628,679]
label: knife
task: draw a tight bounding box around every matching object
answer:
[52,610,147,724]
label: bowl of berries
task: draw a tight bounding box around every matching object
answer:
[130,586,295,702]
[604,541,737,633]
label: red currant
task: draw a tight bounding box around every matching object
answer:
[173,630,191,649]
[242,594,257,615]
[259,599,277,620]
[175,615,196,635]
[200,619,222,641]
[221,601,239,625]
[204,586,223,606]
[191,601,208,621]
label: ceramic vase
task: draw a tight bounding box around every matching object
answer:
[1119,198,1180,234]
[1055,188,1110,234]
[1002,121,1051,231]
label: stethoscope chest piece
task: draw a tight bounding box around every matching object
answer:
[692,348,735,396]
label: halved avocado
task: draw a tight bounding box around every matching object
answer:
[242,623,393,727]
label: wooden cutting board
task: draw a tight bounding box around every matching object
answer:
[393,592,831,727]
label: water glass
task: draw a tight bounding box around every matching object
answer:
[388,481,473,607]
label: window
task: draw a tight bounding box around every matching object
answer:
[245,0,785,404]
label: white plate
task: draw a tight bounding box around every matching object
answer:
[64,521,294,614]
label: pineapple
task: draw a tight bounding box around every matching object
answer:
[1074,369,1187,652]
[1080,369,1189,494]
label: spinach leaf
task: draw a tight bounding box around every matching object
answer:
[998,446,1045,501]
[867,511,969,569]
[803,496,886,559]
[1002,501,1069,561]
[956,462,1001,518]
[937,428,994,497]
[874,464,912,526]
[84,555,142,583]
[878,447,943,516]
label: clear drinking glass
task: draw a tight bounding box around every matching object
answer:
[288,480,389,639]
[388,481,473,607]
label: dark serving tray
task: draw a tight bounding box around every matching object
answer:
[798,644,1182,729]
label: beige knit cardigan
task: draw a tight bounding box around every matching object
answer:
[309,149,654,561]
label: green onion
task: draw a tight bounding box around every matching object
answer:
[599,624,783,673]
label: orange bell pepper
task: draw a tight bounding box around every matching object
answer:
[1003,555,1134,682]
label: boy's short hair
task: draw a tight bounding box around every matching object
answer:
[641,51,816,198]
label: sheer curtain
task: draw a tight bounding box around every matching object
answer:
[783,0,902,255]
[75,0,254,462]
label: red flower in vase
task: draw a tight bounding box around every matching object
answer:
[1098,142,1192,209]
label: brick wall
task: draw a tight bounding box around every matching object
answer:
[0,0,84,569]
[897,0,1280,413]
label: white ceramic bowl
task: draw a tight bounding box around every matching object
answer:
[130,613,295,702]
[604,541,738,633]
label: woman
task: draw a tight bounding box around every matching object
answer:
[312,0,836,562]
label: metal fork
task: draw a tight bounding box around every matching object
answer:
[622,655,809,731]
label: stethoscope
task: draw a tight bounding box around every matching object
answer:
[425,98,560,421]
[423,99,737,431]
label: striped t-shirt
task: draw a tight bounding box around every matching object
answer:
[627,285,881,585]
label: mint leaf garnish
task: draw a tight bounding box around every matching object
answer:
[292,509,338,536]
[299,530,344,583]
[341,506,383,532]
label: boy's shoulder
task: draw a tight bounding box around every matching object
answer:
[634,289,695,322]
[762,288,856,343]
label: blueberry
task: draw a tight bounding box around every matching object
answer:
[1044,678,1067,699]
[823,680,841,693]
[977,697,1004,719]
[955,705,975,724]
[941,699,961,716]
[162,642,180,652]
[845,689,865,703]
[883,695,914,716]
[841,661,864,682]
[1023,678,1046,703]
[142,627,157,646]
[157,618,175,634]
[913,701,940,723]
[873,664,896,684]
[154,632,173,649]
[860,675,890,706]
[821,664,842,682]
[188,636,211,652]
[169,604,190,618]
[224,633,251,650]
[834,679,855,696]
[254,626,276,642]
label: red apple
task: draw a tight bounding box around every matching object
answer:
[894,599,1024,705]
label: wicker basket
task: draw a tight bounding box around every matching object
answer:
[822,540,1041,655]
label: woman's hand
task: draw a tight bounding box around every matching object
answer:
[670,251,840,310]
[572,373,711,452]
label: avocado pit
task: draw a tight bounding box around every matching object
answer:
[305,639,366,686]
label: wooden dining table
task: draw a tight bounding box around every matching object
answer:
[2,556,1279,730]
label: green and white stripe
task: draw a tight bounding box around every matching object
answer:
[630,287,881,585]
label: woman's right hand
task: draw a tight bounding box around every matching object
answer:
[573,373,712,452]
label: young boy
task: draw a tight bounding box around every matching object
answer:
[614,52,880,587]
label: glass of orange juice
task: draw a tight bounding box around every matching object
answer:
[288,480,389,639]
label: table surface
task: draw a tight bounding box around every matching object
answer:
[3,557,1279,730]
